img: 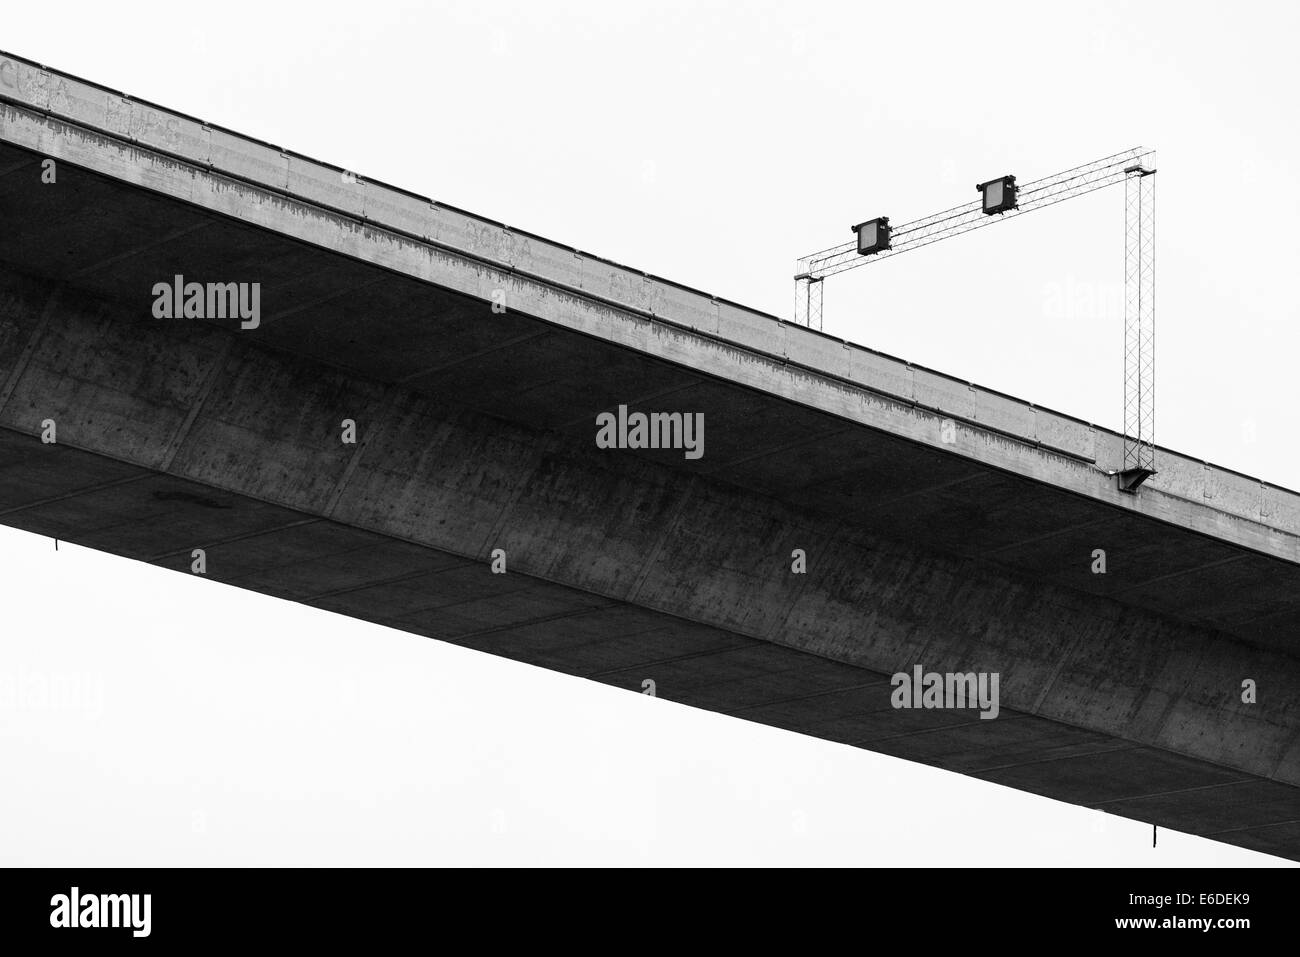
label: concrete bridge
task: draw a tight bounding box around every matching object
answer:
[2,50,1298,859]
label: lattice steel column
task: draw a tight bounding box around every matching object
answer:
[1119,162,1157,492]
[793,274,823,329]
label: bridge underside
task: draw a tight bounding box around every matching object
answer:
[5,418,1299,858]
[1,128,1298,858]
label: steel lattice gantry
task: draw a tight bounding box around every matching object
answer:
[794,147,1158,490]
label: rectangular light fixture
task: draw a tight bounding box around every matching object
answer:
[851,216,891,256]
[977,175,1018,215]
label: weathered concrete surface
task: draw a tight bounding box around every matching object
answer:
[2,50,1299,859]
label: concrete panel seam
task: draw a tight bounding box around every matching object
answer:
[1201,817,1300,838]
[585,639,758,680]
[971,743,1140,776]
[1267,725,1300,781]
[324,384,399,519]
[0,285,59,415]
[847,713,1032,748]
[555,381,703,432]
[985,517,1112,555]
[1091,777,1263,807]
[69,220,214,279]
[261,276,387,328]
[159,336,236,471]
[142,519,321,563]
[624,476,699,604]
[1110,553,1252,594]
[395,329,552,383]
[445,602,626,644]
[476,436,560,563]
[701,427,855,475]
[722,678,892,716]
[763,523,844,644]
[296,564,464,604]
[0,154,39,177]
[0,472,152,518]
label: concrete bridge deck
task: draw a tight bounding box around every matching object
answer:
[2,50,1298,859]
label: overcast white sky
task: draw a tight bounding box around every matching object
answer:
[2,0,1297,866]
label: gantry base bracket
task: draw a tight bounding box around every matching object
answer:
[1116,467,1156,494]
